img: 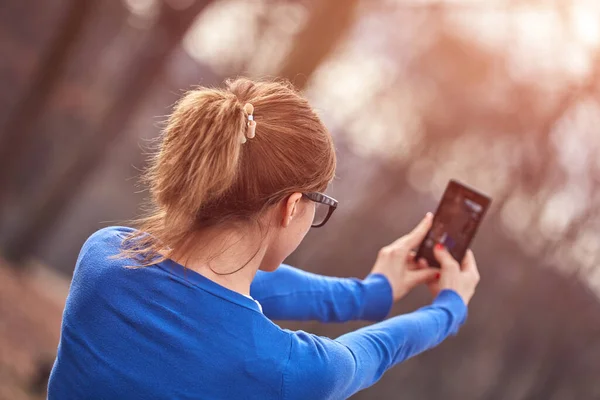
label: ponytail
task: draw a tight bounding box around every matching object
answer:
[150,91,245,219]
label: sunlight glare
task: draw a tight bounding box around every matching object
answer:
[571,3,600,48]
[123,0,157,18]
[539,186,589,241]
[122,0,158,27]
[183,0,262,73]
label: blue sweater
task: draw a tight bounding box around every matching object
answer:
[48,226,467,399]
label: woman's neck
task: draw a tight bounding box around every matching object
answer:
[171,226,268,296]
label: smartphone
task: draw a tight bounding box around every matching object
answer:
[415,180,491,268]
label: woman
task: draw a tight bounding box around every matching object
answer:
[48,78,479,399]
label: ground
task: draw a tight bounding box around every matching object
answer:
[0,261,67,400]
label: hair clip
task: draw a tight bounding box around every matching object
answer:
[242,103,256,144]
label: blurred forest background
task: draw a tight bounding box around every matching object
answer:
[1,0,600,399]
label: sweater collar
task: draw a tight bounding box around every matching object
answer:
[158,258,262,314]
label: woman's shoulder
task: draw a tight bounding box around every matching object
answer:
[84,225,134,245]
[72,226,135,275]
[78,226,133,256]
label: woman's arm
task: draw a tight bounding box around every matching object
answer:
[282,289,467,400]
[250,264,393,322]
[251,215,440,323]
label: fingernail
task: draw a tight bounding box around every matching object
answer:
[435,243,444,250]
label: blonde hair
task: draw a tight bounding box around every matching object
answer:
[119,77,336,267]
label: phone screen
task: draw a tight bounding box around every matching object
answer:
[416,180,491,268]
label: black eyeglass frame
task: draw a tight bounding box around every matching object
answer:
[302,192,338,228]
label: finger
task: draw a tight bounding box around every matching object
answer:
[418,258,429,269]
[462,249,479,276]
[426,273,441,285]
[416,258,427,269]
[402,213,433,249]
[406,251,420,270]
[433,244,460,272]
[408,268,439,286]
[427,280,441,294]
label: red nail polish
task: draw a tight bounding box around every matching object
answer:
[435,243,444,250]
[435,273,440,279]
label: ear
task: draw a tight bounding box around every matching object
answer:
[282,193,303,227]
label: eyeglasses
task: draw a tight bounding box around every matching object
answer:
[302,192,338,228]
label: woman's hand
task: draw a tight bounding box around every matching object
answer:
[419,246,480,305]
[370,213,439,302]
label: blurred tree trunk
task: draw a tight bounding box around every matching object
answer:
[276,0,359,90]
[4,0,214,263]
[0,0,96,203]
